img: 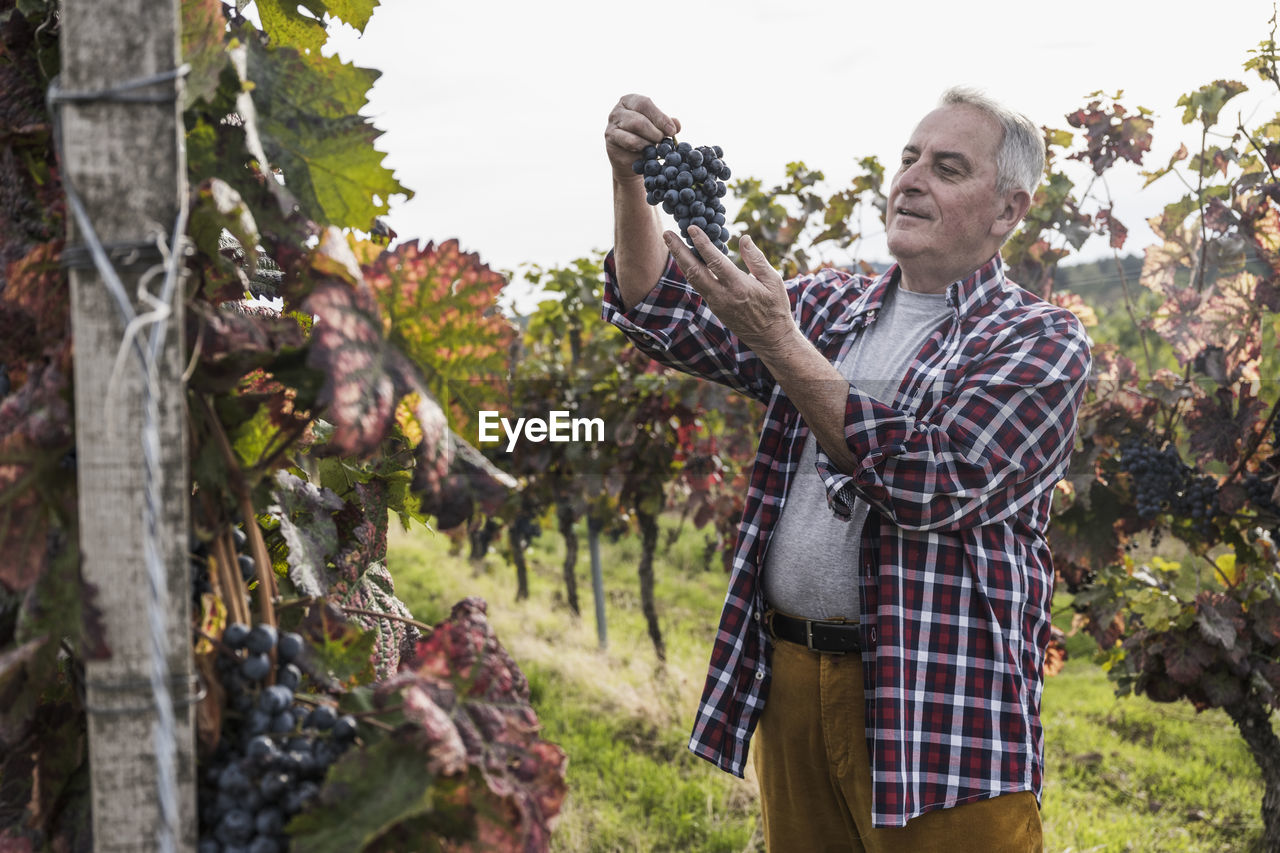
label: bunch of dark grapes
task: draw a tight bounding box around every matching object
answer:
[1245,472,1279,515]
[1118,439,1188,519]
[198,622,357,853]
[632,138,732,257]
[1181,473,1221,536]
[1118,438,1224,536]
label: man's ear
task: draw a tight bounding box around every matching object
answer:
[993,187,1032,240]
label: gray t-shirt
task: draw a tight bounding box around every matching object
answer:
[761,282,951,620]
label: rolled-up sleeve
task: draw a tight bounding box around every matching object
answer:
[600,250,779,403]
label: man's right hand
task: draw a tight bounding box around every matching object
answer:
[604,94,681,181]
[606,94,682,310]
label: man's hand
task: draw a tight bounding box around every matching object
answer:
[667,225,860,474]
[663,226,797,356]
[605,94,681,181]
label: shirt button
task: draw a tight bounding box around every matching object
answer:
[755,670,765,681]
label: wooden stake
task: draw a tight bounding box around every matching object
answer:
[62,0,196,845]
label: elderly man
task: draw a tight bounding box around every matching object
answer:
[601,88,1091,851]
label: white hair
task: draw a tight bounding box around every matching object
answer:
[939,86,1044,195]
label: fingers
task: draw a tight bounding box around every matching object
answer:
[606,94,680,176]
[618,93,680,139]
[606,96,677,151]
[737,235,783,287]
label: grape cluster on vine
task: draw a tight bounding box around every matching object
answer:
[1117,437,1224,536]
[198,623,357,853]
[1245,472,1279,515]
[632,138,731,257]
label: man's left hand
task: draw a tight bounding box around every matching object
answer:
[663,226,797,355]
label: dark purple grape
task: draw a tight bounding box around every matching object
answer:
[332,715,358,742]
[238,553,256,582]
[276,632,304,664]
[217,809,253,843]
[259,685,294,715]
[276,663,302,691]
[218,762,252,794]
[304,705,337,731]
[269,710,297,734]
[241,653,271,682]
[246,735,278,762]
[246,624,277,655]
[259,772,290,802]
[224,623,251,650]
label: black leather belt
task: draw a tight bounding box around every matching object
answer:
[766,609,861,654]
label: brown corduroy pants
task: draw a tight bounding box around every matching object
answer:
[751,638,1044,852]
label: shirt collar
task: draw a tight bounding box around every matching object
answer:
[943,253,1007,318]
[826,253,1007,336]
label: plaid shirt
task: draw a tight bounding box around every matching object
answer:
[601,250,1091,827]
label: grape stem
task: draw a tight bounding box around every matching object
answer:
[198,392,278,630]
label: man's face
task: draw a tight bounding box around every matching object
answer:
[885,104,1015,291]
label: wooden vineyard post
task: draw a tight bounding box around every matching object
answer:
[588,516,607,650]
[59,0,196,849]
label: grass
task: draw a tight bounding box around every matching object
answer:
[386,515,1267,852]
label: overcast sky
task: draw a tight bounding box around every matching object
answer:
[326,0,1277,294]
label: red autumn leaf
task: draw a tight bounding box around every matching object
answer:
[303,279,401,457]
[359,238,516,433]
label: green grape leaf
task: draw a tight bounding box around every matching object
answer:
[286,736,443,853]
[266,469,343,598]
[255,0,379,54]
[296,599,376,688]
[244,40,407,230]
[1176,79,1249,127]
[1129,587,1183,632]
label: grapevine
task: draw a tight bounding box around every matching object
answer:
[632,137,733,256]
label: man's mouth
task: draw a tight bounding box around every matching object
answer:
[895,207,929,220]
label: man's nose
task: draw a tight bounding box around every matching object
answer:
[897,161,925,193]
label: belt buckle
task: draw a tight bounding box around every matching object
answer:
[806,619,846,655]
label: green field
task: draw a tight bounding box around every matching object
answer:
[386,516,1265,852]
